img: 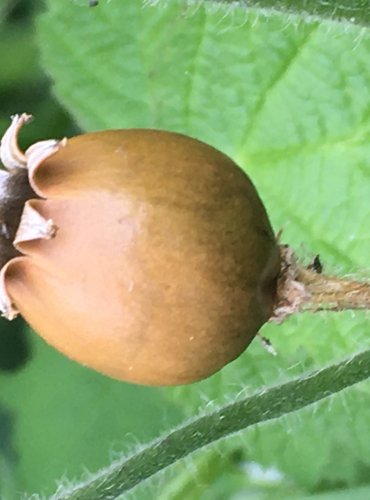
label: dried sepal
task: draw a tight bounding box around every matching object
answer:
[14,201,58,248]
[0,114,63,319]
[0,170,10,198]
[0,259,21,319]
[26,137,67,186]
[0,113,32,170]
[0,112,67,195]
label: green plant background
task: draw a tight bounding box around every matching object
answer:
[0,0,370,498]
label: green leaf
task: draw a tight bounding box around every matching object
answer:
[0,27,39,88]
[51,349,370,498]
[35,0,370,496]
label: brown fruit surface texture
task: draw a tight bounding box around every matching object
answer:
[4,129,280,385]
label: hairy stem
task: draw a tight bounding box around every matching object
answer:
[209,0,370,27]
[53,349,370,499]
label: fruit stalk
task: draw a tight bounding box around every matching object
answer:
[298,268,370,313]
[272,245,370,323]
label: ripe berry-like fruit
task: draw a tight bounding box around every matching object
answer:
[0,114,280,385]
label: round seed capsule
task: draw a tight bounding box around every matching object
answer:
[0,115,280,385]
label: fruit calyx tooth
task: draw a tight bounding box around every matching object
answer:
[0,113,32,170]
[14,201,58,248]
[0,113,67,174]
[0,262,19,320]
[26,137,67,174]
[0,170,10,198]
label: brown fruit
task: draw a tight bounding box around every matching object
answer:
[0,114,280,385]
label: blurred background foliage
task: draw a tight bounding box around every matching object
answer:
[0,0,370,499]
